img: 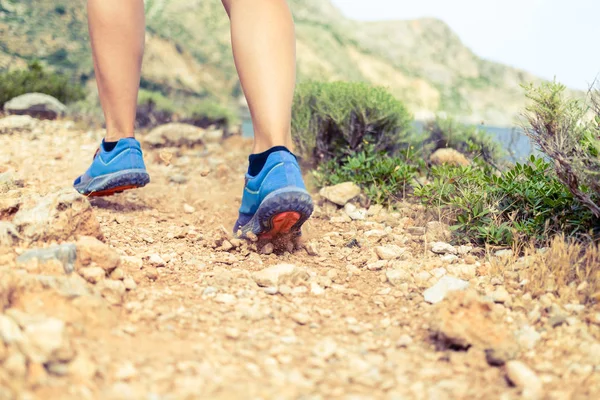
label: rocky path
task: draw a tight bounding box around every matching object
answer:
[1,117,599,399]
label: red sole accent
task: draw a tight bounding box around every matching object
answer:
[87,185,139,197]
[260,212,301,240]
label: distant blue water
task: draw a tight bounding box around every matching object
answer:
[241,118,535,163]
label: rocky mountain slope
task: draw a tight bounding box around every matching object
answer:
[1,115,600,398]
[0,0,570,125]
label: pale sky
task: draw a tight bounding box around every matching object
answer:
[330,0,598,90]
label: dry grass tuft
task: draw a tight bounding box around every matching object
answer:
[523,236,599,303]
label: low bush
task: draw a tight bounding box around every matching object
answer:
[414,155,596,245]
[291,81,413,165]
[523,81,600,218]
[0,61,86,106]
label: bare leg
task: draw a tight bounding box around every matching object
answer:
[222,0,296,153]
[88,0,145,141]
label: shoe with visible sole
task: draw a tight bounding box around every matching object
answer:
[234,151,313,240]
[73,138,150,197]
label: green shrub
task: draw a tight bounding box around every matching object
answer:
[523,81,600,218]
[136,89,175,128]
[414,155,597,245]
[421,115,505,167]
[292,81,413,165]
[314,145,418,206]
[0,61,85,106]
[183,101,238,129]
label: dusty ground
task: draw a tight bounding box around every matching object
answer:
[1,117,599,399]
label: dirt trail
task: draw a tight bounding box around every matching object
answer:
[1,119,599,399]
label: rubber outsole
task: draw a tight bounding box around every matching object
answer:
[237,187,313,239]
[74,169,150,197]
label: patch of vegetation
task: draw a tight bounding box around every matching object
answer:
[292,81,413,165]
[314,145,419,206]
[421,115,505,167]
[523,81,600,218]
[414,155,596,245]
[182,101,238,129]
[0,61,85,106]
[309,80,599,247]
[136,89,176,129]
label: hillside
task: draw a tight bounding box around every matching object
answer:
[0,0,566,125]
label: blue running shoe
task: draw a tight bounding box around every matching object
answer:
[234,150,313,239]
[74,138,150,197]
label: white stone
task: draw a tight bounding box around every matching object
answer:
[319,182,361,206]
[375,245,407,260]
[506,361,543,400]
[252,264,308,287]
[430,242,458,255]
[20,318,67,364]
[423,276,469,304]
[148,254,166,268]
[0,315,23,344]
[344,203,367,220]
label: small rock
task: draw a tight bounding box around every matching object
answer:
[114,362,138,381]
[183,204,195,214]
[252,264,309,287]
[491,286,511,304]
[148,254,165,268]
[430,242,457,255]
[20,317,69,364]
[367,260,387,271]
[310,282,325,296]
[319,182,361,206]
[215,293,236,304]
[261,243,274,255]
[4,93,66,119]
[429,148,470,167]
[76,236,120,273]
[121,256,143,270]
[423,276,469,304]
[396,334,413,348]
[145,268,159,280]
[291,312,310,325]
[13,189,103,242]
[0,221,20,247]
[97,279,126,305]
[123,277,137,291]
[375,245,407,261]
[0,315,23,344]
[69,353,97,381]
[305,242,319,256]
[220,240,234,252]
[344,203,367,220]
[169,174,188,184]
[0,115,36,134]
[3,351,26,378]
[17,243,77,274]
[79,266,106,284]
[505,361,543,400]
[110,267,125,280]
[225,327,240,339]
[386,269,410,286]
[440,254,458,263]
[407,226,426,236]
[312,338,338,360]
[457,245,473,255]
[515,325,541,350]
